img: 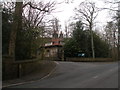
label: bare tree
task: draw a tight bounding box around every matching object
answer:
[22,1,56,28]
[67,22,76,37]
[41,18,61,38]
[104,22,117,46]
[74,1,99,58]
[103,21,118,59]
[7,0,56,59]
[102,0,120,60]
[64,21,74,38]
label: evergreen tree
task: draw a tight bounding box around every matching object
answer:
[64,20,110,58]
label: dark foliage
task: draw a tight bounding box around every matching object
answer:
[64,20,110,58]
[2,8,13,55]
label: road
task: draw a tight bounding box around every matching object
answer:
[7,61,118,88]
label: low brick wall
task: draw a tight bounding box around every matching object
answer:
[2,56,17,80]
[14,60,41,78]
[44,57,62,61]
[2,56,41,81]
[66,58,114,62]
[2,57,53,81]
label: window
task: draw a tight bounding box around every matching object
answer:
[47,50,50,52]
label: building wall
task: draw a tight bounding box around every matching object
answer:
[44,47,57,57]
[44,46,63,61]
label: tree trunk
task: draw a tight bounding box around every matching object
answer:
[90,23,95,58]
[8,1,23,59]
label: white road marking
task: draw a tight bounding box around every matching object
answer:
[54,61,59,65]
[93,76,98,79]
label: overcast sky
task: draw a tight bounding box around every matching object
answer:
[46,0,114,32]
[2,0,117,32]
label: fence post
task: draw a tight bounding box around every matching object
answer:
[18,64,22,78]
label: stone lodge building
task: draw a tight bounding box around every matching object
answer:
[39,31,64,61]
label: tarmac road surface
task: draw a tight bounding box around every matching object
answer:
[6,61,118,88]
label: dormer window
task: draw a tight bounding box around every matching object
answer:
[58,41,60,44]
[52,42,54,44]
